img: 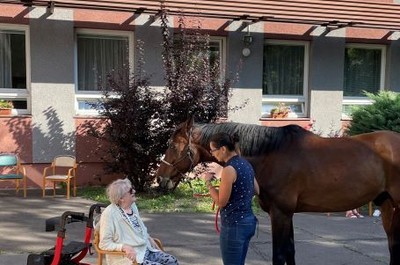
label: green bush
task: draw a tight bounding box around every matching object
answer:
[346,91,400,135]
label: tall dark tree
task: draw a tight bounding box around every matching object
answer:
[160,9,233,129]
[84,8,236,190]
[83,43,166,191]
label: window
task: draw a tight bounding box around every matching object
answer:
[209,37,225,73]
[173,35,225,75]
[75,29,133,115]
[342,44,385,119]
[262,40,309,118]
[0,25,29,115]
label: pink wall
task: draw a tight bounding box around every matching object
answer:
[0,116,121,191]
[75,117,123,187]
[0,116,34,188]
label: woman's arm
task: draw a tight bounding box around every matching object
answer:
[254,177,260,195]
[206,165,236,207]
[99,207,137,261]
[99,208,125,251]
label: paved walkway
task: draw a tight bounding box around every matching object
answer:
[0,189,390,265]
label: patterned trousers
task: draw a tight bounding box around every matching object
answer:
[141,249,179,265]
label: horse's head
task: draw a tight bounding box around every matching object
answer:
[156,117,200,191]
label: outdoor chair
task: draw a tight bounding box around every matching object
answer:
[42,155,77,199]
[0,153,27,197]
[93,229,163,265]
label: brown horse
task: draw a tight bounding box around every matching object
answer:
[156,117,400,265]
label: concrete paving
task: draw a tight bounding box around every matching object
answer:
[0,189,390,265]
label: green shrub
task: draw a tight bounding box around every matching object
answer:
[346,91,400,135]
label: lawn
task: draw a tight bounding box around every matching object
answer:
[77,178,261,213]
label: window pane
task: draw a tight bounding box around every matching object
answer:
[263,44,304,95]
[77,35,129,91]
[10,99,27,109]
[209,40,221,67]
[172,36,222,68]
[344,48,381,97]
[0,30,26,89]
[78,100,93,110]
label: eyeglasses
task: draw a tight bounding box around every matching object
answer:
[128,187,135,195]
[209,147,221,154]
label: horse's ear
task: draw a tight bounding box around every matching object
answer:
[185,116,194,132]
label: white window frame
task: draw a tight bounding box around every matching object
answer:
[209,36,226,76]
[342,43,386,119]
[262,40,309,118]
[74,29,134,116]
[0,24,31,115]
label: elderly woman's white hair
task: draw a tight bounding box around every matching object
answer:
[106,178,133,205]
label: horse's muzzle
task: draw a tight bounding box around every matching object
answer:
[157,176,175,190]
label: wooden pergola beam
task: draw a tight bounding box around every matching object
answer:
[1,0,400,31]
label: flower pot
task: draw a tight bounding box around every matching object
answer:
[0,108,12,116]
[270,111,289,118]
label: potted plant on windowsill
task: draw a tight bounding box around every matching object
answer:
[0,100,13,116]
[270,103,291,118]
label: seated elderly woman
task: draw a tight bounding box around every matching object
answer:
[99,178,179,265]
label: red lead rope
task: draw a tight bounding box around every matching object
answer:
[193,191,220,234]
[212,201,221,234]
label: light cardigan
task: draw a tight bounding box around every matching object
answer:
[99,203,159,264]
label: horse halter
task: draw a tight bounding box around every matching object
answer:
[161,131,195,177]
[161,146,194,172]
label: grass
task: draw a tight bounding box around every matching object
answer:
[77,178,261,214]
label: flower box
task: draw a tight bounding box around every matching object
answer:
[0,108,12,116]
[260,118,314,131]
[0,100,14,116]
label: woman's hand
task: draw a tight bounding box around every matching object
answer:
[201,172,215,182]
[122,244,137,261]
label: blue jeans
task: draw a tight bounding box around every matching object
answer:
[219,215,257,265]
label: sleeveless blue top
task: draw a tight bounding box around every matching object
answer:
[220,155,255,226]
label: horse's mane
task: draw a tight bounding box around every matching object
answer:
[196,122,312,156]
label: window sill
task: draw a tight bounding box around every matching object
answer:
[0,114,31,118]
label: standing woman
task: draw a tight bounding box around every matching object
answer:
[202,132,258,265]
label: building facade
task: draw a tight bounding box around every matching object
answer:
[1,0,400,189]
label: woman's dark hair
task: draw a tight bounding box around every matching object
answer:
[209,132,240,151]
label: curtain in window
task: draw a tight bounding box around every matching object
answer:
[344,48,381,97]
[0,33,12,88]
[78,35,129,91]
[263,44,304,95]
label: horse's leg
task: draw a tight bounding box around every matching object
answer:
[392,207,400,265]
[270,206,295,265]
[285,219,296,265]
[381,200,400,265]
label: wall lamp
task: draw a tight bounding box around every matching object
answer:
[243,35,253,46]
[242,32,253,57]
